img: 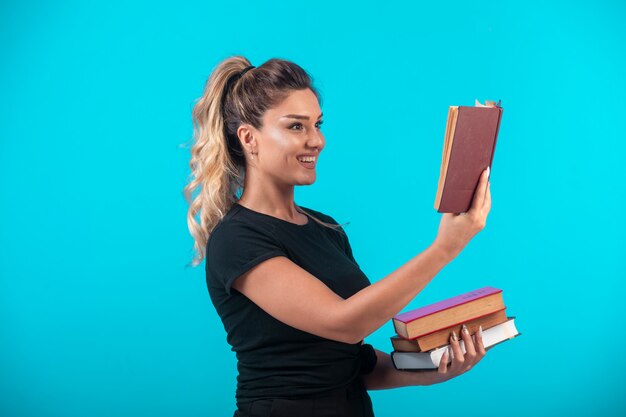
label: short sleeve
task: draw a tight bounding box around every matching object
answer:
[206,221,287,295]
[358,343,378,375]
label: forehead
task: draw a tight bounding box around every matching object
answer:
[265,89,321,119]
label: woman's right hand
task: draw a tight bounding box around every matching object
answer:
[433,167,492,259]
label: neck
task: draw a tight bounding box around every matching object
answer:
[238,170,302,222]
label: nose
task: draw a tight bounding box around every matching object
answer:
[308,131,325,152]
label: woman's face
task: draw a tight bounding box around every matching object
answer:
[247,88,325,186]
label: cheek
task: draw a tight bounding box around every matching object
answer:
[267,128,292,148]
[263,128,299,157]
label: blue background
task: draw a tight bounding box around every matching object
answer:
[1,1,625,416]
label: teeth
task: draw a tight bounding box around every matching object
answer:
[298,156,316,162]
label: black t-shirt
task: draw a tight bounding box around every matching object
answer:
[205,202,377,405]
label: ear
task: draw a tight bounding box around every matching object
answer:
[236,124,257,152]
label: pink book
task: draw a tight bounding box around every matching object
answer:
[395,286,503,323]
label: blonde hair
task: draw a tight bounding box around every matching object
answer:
[183,55,347,267]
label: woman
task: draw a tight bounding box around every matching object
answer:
[184,56,492,417]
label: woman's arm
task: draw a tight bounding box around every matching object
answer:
[338,244,453,343]
[342,170,491,343]
[232,170,491,343]
[232,170,491,344]
[362,326,487,390]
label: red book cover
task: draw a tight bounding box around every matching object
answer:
[435,100,503,213]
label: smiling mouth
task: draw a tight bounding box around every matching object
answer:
[297,156,316,169]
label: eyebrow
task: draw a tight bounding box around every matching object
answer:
[280,113,323,120]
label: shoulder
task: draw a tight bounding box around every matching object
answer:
[206,205,280,253]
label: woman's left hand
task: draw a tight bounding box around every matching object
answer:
[434,324,487,383]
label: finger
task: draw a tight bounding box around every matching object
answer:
[469,167,490,213]
[449,330,464,370]
[461,324,476,357]
[474,325,486,356]
[483,181,491,213]
[438,349,449,373]
[461,324,476,368]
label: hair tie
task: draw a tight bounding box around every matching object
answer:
[240,65,255,76]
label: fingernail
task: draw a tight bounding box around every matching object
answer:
[486,166,490,177]
[451,331,458,342]
[478,326,483,337]
[462,324,469,335]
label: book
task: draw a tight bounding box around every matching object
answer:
[391,317,520,370]
[434,99,503,213]
[390,308,508,352]
[392,286,505,340]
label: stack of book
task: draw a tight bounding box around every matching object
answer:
[390,286,520,370]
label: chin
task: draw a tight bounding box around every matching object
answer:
[296,176,316,185]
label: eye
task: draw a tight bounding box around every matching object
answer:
[288,120,324,130]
